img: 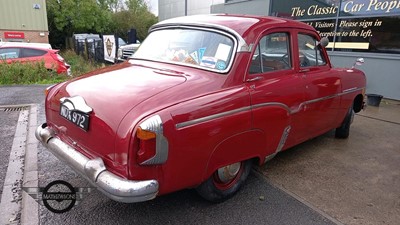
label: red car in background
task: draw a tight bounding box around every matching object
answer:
[0,45,71,75]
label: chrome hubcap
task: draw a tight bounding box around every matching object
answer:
[217,162,241,183]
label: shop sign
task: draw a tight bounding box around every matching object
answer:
[272,0,400,19]
[4,32,25,39]
[271,0,400,54]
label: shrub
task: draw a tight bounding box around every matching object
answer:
[61,50,103,77]
[0,61,64,85]
[0,50,103,85]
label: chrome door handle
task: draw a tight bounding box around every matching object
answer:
[246,76,263,82]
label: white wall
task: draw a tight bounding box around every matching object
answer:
[159,0,223,21]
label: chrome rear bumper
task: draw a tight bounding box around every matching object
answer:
[35,123,159,203]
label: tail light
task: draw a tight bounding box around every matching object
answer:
[50,50,65,62]
[45,84,57,97]
[135,115,168,165]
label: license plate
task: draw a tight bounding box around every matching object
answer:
[60,105,90,131]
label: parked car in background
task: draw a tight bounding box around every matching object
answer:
[36,14,366,204]
[117,40,140,61]
[0,41,52,49]
[0,45,71,75]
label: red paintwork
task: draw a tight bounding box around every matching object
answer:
[0,46,70,74]
[44,15,366,197]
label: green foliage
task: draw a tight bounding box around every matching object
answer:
[47,0,112,35]
[47,0,158,48]
[0,61,63,85]
[61,50,103,77]
[0,51,102,85]
[111,2,158,41]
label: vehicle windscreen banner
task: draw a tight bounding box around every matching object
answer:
[103,35,116,63]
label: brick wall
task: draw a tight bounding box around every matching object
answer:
[0,30,49,43]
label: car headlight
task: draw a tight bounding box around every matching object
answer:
[117,48,122,58]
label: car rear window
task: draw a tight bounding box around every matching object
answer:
[21,48,46,58]
[133,28,236,73]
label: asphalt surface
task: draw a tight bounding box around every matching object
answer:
[0,110,19,196]
[0,85,339,225]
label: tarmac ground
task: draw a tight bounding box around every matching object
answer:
[260,99,400,225]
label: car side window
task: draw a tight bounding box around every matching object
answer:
[21,48,46,58]
[0,48,21,59]
[249,33,291,74]
[297,34,327,68]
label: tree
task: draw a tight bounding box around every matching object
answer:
[47,0,158,48]
[111,4,158,41]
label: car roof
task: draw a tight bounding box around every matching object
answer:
[151,14,313,38]
[0,45,58,54]
[0,42,52,49]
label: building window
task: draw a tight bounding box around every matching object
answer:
[271,0,400,54]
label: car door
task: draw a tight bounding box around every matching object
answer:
[246,30,305,156]
[295,32,341,140]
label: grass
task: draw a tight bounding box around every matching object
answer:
[0,50,103,85]
[61,50,103,77]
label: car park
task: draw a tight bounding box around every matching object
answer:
[0,45,71,75]
[36,14,366,203]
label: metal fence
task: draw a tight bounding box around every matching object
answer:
[71,34,114,64]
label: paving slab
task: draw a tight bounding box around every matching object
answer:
[261,99,400,225]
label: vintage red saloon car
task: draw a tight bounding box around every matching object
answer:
[36,14,366,203]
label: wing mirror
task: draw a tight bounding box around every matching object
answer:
[318,37,329,48]
[352,58,364,69]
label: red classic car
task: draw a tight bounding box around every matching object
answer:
[36,14,366,203]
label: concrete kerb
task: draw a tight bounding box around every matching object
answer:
[21,105,39,225]
[0,104,39,225]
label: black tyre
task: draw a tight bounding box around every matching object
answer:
[335,107,355,139]
[196,159,252,203]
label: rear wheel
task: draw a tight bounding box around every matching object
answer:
[335,106,355,139]
[196,159,252,203]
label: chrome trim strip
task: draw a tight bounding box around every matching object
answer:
[292,87,364,114]
[60,96,92,114]
[176,106,251,129]
[35,123,159,203]
[251,102,291,113]
[150,23,249,52]
[275,126,291,153]
[343,87,358,93]
[175,87,364,129]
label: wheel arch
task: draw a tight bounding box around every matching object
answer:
[203,129,266,181]
[353,94,364,113]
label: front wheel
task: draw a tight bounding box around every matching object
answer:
[196,159,252,203]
